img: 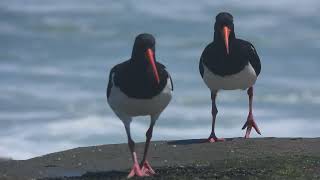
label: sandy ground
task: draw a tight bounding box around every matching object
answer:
[0,138,320,180]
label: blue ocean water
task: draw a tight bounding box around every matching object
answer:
[0,0,320,159]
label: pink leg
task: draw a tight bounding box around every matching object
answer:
[208,91,225,143]
[124,124,144,178]
[242,87,261,138]
[140,120,156,176]
[128,152,144,178]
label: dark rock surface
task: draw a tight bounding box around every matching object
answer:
[1,138,320,180]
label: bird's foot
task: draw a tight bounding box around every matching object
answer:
[141,160,156,176]
[242,113,261,138]
[127,162,144,178]
[208,135,225,143]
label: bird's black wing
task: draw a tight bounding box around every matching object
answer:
[106,66,116,98]
[199,56,204,78]
[168,73,174,91]
[156,62,173,91]
[157,62,173,91]
[199,45,210,78]
[248,44,261,76]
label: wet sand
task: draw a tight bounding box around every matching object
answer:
[1,138,320,180]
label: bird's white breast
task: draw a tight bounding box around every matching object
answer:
[202,62,257,91]
[108,78,172,118]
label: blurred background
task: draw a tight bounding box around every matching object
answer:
[0,0,319,160]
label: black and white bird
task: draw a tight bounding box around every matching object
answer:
[199,12,262,142]
[106,33,173,178]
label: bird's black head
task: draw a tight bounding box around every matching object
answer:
[131,33,160,84]
[214,12,236,55]
[132,33,156,60]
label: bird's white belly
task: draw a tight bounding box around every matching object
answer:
[203,63,257,91]
[108,78,172,117]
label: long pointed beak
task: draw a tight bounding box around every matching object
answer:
[146,48,160,84]
[223,26,230,55]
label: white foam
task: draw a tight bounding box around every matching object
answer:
[164,104,279,121]
[46,116,123,137]
[0,115,124,159]
[0,111,61,121]
[0,63,101,78]
[2,0,123,14]
[0,83,97,101]
[0,136,79,160]
[1,113,320,160]
[131,1,209,22]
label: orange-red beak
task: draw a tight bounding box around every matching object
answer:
[146,48,160,84]
[223,26,231,55]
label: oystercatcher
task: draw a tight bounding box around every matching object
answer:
[199,12,262,142]
[106,33,173,178]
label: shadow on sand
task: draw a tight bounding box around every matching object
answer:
[82,170,128,178]
[166,137,283,145]
[41,170,128,180]
[167,138,239,145]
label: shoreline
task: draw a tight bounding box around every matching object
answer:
[1,138,320,179]
[0,157,11,163]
